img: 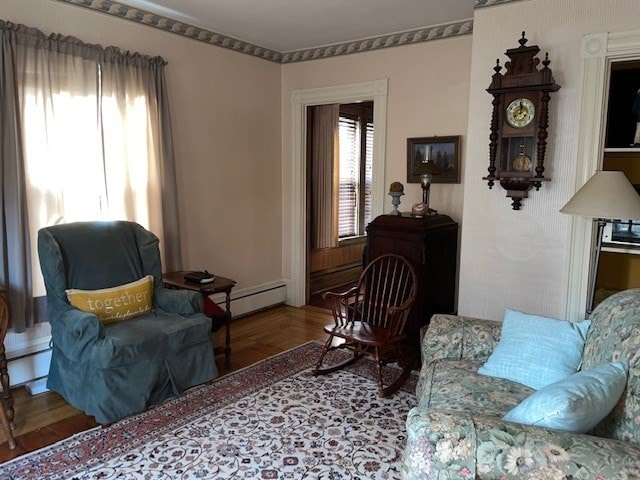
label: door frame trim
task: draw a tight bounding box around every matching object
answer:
[288,79,388,306]
[566,30,640,320]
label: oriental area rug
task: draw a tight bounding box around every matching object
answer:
[0,342,417,479]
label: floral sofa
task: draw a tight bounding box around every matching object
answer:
[401,289,640,479]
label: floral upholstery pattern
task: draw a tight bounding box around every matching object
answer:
[404,410,640,479]
[403,290,640,479]
[582,289,640,443]
[417,360,532,416]
[417,315,502,399]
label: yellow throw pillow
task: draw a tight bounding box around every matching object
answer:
[66,275,154,324]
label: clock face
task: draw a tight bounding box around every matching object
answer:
[505,98,535,128]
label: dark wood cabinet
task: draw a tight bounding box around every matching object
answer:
[365,213,458,346]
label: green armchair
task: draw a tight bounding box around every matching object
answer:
[38,221,217,424]
[402,289,640,479]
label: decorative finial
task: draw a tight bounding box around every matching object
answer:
[388,182,404,216]
[542,52,550,69]
[518,31,527,47]
[493,59,502,74]
[389,181,404,194]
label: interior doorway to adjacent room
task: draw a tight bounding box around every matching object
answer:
[306,102,373,307]
[288,79,388,308]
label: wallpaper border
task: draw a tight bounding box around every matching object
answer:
[474,0,528,8]
[52,0,524,63]
[52,0,283,62]
[280,20,473,64]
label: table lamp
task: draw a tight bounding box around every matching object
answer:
[420,161,440,214]
[560,170,640,313]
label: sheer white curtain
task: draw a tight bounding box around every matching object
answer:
[311,104,340,249]
[21,45,103,300]
[18,44,167,297]
[1,21,180,330]
[100,55,166,246]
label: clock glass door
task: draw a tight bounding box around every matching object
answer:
[502,136,535,174]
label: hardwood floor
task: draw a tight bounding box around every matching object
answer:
[0,305,331,463]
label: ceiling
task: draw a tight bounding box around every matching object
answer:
[116,0,475,53]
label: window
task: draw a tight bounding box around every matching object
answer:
[22,62,162,296]
[9,33,175,302]
[337,103,373,239]
[23,65,156,224]
[1,21,179,331]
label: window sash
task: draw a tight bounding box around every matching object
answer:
[338,113,373,239]
[19,56,160,297]
[338,115,358,238]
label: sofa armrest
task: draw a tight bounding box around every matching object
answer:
[402,407,640,479]
[422,314,502,366]
[50,304,104,362]
[154,287,202,316]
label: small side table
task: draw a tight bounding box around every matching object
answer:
[0,285,16,449]
[163,272,236,368]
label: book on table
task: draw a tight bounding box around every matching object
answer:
[183,270,215,284]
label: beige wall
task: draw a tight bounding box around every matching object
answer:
[281,36,473,279]
[3,0,283,290]
[458,0,640,321]
[6,0,639,327]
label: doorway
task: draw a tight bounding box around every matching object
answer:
[288,80,388,307]
[592,60,640,307]
[566,31,640,321]
[307,102,373,307]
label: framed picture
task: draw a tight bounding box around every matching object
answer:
[406,136,461,184]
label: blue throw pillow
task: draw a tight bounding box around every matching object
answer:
[502,361,628,433]
[478,309,590,390]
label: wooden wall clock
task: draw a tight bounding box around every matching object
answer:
[484,32,560,210]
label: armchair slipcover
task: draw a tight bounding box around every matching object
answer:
[38,221,217,424]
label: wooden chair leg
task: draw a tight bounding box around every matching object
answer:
[374,347,386,396]
[379,344,415,398]
[312,335,334,376]
[381,364,412,397]
[0,288,15,447]
[0,401,15,449]
[313,335,363,376]
[0,347,14,429]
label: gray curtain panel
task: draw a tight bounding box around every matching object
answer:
[0,22,37,333]
[311,104,340,250]
[0,20,181,332]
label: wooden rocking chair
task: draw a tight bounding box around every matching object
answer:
[312,254,418,397]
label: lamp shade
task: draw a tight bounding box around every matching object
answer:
[560,171,640,220]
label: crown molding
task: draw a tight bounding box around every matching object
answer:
[53,0,473,63]
[474,0,527,9]
[53,0,283,62]
[281,20,473,64]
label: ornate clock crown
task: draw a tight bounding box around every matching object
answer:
[505,32,540,76]
[489,32,557,92]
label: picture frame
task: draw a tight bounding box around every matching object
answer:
[406,136,461,184]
